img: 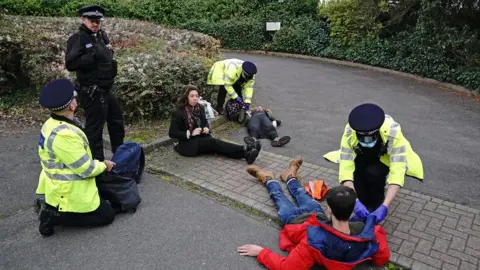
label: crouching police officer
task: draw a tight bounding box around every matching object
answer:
[35,79,116,237]
[207,58,257,115]
[65,5,125,161]
[324,103,424,223]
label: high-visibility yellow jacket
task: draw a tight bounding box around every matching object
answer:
[323,115,423,187]
[207,58,255,104]
[36,117,106,213]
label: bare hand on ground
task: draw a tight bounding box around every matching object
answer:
[237,244,264,257]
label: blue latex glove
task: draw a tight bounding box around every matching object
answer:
[354,199,369,219]
[244,103,250,111]
[370,204,388,224]
[235,96,243,104]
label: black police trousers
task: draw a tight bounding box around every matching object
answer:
[216,84,243,112]
[48,199,115,227]
[353,160,389,211]
[77,86,125,161]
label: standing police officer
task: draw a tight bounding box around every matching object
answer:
[324,103,424,223]
[65,5,125,161]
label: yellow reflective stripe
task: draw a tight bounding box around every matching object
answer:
[244,99,252,103]
[78,160,97,178]
[68,154,90,169]
[225,74,235,82]
[390,155,407,163]
[341,147,354,153]
[340,153,354,161]
[391,146,406,155]
[42,160,64,170]
[45,171,84,181]
[345,127,353,147]
[387,121,400,153]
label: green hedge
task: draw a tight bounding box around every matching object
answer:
[1,0,479,91]
[0,15,221,120]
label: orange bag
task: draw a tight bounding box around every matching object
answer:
[304,180,329,201]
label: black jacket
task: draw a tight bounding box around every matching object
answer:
[168,105,211,157]
[65,24,117,89]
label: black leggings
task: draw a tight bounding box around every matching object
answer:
[195,136,245,159]
[353,161,389,211]
[57,199,115,227]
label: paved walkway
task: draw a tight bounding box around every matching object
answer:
[223,52,480,208]
[148,147,480,270]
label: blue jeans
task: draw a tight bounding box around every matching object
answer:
[266,178,324,225]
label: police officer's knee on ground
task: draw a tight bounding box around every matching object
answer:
[36,79,116,237]
[65,5,125,161]
[324,103,424,223]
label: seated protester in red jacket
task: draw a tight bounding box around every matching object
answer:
[169,85,261,164]
[238,158,390,270]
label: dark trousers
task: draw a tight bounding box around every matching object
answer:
[216,85,243,111]
[195,136,245,159]
[77,87,125,161]
[353,160,389,211]
[249,129,278,141]
[266,179,324,225]
[54,199,115,227]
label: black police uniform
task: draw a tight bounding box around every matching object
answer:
[348,104,389,211]
[65,5,125,161]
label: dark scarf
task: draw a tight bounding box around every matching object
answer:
[185,104,202,133]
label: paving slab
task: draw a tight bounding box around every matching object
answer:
[148,146,480,270]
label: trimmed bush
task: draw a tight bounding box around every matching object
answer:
[0,15,221,120]
[267,16,330,56]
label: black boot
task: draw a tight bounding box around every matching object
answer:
[244,136,262,152]
[244,145,259,165]
[38,205,59,237]
[271,136,291,147]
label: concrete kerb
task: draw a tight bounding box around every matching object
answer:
[222,49,480,97]
[24,108,228,154]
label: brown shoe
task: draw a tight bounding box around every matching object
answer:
[280,158,303,182]
[246,166,274,184]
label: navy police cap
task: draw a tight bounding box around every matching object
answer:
[78,5,105,20]
[348,103,385,134]
[39,79,77,111]
[242,61,257,76]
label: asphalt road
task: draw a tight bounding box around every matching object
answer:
[225,52,480,208]
[0,129,283,270]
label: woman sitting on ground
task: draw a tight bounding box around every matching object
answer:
[168,85,261,164]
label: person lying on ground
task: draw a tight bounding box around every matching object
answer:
[35,79,116,237]
[237,158,390,270]
[168,85,261,164]
[243,106,290,149]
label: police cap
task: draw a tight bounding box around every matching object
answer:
[39,79,77,111]
[242,61,257,76]
[348,103,385,134]
[78,5,105,20]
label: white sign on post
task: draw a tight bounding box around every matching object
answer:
[266,22,281,31]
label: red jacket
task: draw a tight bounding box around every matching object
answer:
[257,214,390,270]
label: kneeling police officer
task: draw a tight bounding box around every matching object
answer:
[324,103,424,223]
[36,79,116,237]
[65,5,125,161]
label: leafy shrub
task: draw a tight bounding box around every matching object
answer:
[0,15,221,120]
[180,19,265,51]
[319,0,388,47]
[267,16,330,56]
